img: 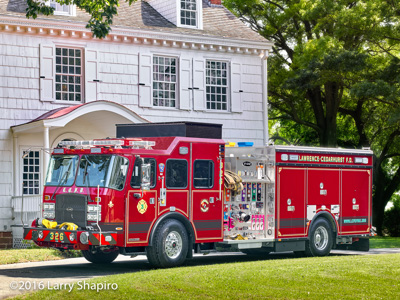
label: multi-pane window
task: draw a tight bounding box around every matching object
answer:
[49,1,74,16]
[206,60,228,110]
[181,0,197,27]
[153,56,177,107]
[23,151,40,195]
[55,47,82,102]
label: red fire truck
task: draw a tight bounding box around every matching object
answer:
[24,122,373,267]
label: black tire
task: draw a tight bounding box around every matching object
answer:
[146,219,188,268]
[305,218,333,257]
[81,248,119,264]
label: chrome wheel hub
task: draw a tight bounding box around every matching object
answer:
[314,226,328,250]
[165,231,182,259]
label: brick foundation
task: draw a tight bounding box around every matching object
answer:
[0,232,13,249]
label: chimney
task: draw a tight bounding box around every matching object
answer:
[209,0,222,5]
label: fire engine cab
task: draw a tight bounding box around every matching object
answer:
[24,122,373,267]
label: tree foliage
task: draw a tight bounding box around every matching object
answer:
[225,0,400,233]
[26,0,137,38]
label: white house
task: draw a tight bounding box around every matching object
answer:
[0,0,272,248]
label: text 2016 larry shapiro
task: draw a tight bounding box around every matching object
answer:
[10,280,118,292]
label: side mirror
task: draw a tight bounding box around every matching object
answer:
[141,163,151,191]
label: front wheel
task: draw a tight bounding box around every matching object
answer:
[305,218,333,257]
[81,247,119,264]
[146,219,188,268]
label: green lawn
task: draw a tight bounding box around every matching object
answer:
[1,237,398,265]
[370,236,400,248]
[15,254,400,300]
[0,248,80,265]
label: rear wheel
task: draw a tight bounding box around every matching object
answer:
[81,247,119,264]
[146,219,188,268]
[305,218,333,257]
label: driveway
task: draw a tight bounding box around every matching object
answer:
[1,248,399,299]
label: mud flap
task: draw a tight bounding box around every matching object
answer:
[336,238,369,251]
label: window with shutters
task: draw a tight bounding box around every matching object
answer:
[153,55,177,108]
[55,47,83,102]
[206,60,228,111]
[49,1,76,16]
[22,151,40,195]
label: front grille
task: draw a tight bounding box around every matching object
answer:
[55,194,87,227]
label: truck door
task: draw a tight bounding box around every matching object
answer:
[277,167,307,238]
[340,169,371,234]
[191,143,223,241]
[126,158,157,245]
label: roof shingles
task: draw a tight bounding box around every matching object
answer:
[0,0,266,42]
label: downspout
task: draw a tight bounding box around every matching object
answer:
[261,50,269,145]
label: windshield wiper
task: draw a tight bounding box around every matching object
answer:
[51,162,73,200]
[82,160,92,202]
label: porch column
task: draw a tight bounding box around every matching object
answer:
[13,134,19,196]
[43,126,50,183]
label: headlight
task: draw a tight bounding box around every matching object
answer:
[87,205,101,221]
[43,212,55,219]
[87,213,101,221]
[43,202,55,219]
[38,231,43,239]
[69,233,75,242]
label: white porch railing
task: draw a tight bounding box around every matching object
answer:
[11,195,42,248]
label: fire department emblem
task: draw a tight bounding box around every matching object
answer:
[200,199,209,212]
[137,200,148,214]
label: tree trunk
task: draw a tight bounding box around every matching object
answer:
[373,178,387,235]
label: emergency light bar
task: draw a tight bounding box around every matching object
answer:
[59,140,124,148]
[129,141,156,149]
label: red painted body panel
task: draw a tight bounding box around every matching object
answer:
[275,147,373,239]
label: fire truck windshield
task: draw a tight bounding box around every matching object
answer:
[75,155,129,190]
[45,155,129,191]
[45,155,79,186]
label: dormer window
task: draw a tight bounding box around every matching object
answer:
[49,1,76,16]
[180,0,197,27]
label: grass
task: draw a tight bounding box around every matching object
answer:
[1,236,398,265]
[15,253,400,300]
[370,236,400,248]
[0,248,81,265]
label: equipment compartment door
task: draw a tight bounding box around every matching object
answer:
[191,143,223,241]
[277,167,307,238]
[340,169,371,234]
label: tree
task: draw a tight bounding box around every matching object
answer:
[25,0,137,38]
[224,0,400,234]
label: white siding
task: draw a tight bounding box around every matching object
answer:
[0,32,266,233]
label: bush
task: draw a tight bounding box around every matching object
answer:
[383,197,400,237]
